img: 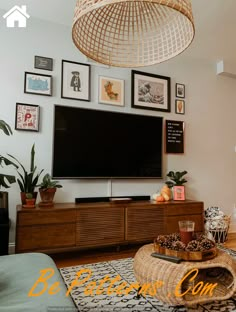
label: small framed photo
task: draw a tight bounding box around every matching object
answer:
[24,72,52,96]
[61,60,90,101]
[99,76,124,106]
[131,70,171,112]
[34,56,53,71]
[173,186,185,201]
[175,100,185,114]
[176,83,185,98]
[15,103,40,132]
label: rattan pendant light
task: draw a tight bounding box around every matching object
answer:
[72,0,195,68]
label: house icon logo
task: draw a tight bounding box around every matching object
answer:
[3,5,30,28]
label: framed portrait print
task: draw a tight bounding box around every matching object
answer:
[15,103,40,132]
[176,83,185,98]
[24,72,52,96]
[131,70,171,112]
[175,100,185,114]
[34,56,53,71]
[61,60,90,101]
[99,76,124,106]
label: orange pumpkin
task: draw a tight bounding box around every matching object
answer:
[156,195,165,202]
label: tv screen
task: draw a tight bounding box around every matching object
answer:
[52,105,163,178]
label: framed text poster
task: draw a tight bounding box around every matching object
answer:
[165,120,184,153]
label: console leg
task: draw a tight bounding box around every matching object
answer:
[116,245,120,252]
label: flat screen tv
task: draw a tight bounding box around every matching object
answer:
[52,105,163,178]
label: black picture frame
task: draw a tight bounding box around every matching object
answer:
[61,60,91,102]
[175,100,185,115]
[165,120,184,154]
[131,70,171,112]
[15,103,40,132]
[176,83,185,98]
[24,72,52,96]
[34,56,53,71]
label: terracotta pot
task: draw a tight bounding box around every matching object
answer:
[20,192,37,205]
[25,198,36,207]
[39,188,56,206]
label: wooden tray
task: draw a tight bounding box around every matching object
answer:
[153,241,217,261]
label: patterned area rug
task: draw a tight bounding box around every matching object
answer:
[60,246,236,312]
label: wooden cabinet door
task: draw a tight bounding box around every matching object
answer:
[16,223,76,252]
[125,206,164,241]
[16,209,76,252]
[76,207,125,247]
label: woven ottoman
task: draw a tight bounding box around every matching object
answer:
[133,244,236,307]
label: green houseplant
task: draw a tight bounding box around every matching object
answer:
[38,173,62,206]
[7,144,43,205]
[0,120,18,189]
[165,170,188,201]
[165,170,188,188]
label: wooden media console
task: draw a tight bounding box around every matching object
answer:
[15,200,204,253]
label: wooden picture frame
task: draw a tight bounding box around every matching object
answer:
[176,83,185,98]
[24,72,52,96]
[61,60,90,101]
[131,70,171,112]
[175,100,185,114]
[15,103,40,132]
[99,76,125,106]
[34,56,53,71]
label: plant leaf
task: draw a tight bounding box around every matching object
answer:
[0,120,12,136]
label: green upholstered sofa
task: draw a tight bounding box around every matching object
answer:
[0,253,76,312]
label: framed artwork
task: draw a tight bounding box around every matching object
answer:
[175,100,185,114]
[24,72,52,96]
[34,56,53,71]
[176,83,185,98]
[15,103,40,132]
[131,70,171,112]
[173,185,185,201]
[99,76,125,106]
[61,60,90,101]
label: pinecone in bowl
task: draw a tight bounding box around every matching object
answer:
[156,235,167,246]
[200,238,215,250]
[171,241,186,251]
[186,240,201,251]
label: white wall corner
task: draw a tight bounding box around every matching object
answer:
[216,60,236,78]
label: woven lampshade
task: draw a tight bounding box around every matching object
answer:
[72,0,195,68]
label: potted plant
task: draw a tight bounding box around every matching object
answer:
[7,144,43,205]
[165,170,188,201]
[25,192,36,208]
[38,173,62,207]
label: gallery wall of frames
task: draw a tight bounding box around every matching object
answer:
[16,56,186,154]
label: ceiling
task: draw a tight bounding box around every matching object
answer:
[0,0,235,63]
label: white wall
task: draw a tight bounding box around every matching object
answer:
[1,14,236,245]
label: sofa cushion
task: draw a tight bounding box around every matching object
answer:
[0,252,76,312]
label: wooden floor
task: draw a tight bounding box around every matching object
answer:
[52,233,236,268]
